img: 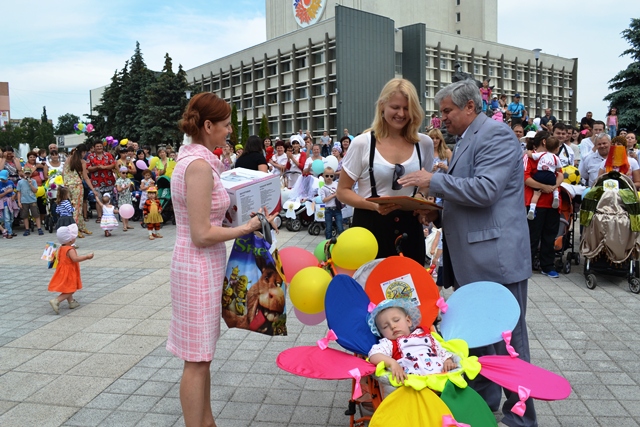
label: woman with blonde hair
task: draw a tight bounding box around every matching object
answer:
[428,128,452,173]
[337,78,434,263]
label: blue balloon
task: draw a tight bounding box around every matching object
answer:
[312,159,325,176]
[314,196,322,204]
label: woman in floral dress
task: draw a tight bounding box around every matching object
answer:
[62,145,98,238]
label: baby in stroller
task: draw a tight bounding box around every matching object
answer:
[368,299,456,385]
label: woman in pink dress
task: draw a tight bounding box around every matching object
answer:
[168,93,276,427]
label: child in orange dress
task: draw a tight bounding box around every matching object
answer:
[143,187,163,240]
[48,223,94,314]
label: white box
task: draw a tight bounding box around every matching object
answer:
[220,168,281,227]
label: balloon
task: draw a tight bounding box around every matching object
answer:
[136,160,148,170]
[75,130,82,135]
[334,266,356,277]
[314,196,322,204]
[36,186,45,198]
[86,124,94,133]
[77,123,85,131]
[314,239,331,262]
[294,308,326,326]
[73,123,79,131]
[289,266,332,314]
[113,139,119,147]
[105,136,114,144]
[312,159,325,176]
[318,181,324,188]
[278,246,318,283]
[120,138,129,146]
[53,175,64,186]
[324,155,339,171]
[119,204,135,219]
[331,227,378,270]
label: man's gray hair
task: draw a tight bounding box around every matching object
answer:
[595,133,611,143]
[434,79,482,114]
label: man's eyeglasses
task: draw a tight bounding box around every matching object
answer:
[392,164,405,190]
[324,174,334,178]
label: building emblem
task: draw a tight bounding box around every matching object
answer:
[292,0,327,28]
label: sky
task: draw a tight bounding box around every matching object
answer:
[1,0,639,126]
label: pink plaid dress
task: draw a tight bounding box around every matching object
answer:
[167,143,230,361]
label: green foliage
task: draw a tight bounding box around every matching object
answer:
[140,53,191,151]
[55,113,81,135]
[0,122,24,150]
[35,120,55,148]
[604,18,640,129]
[41,107,49,124]
[96,66,125,138]
[259,114,270,140]
[241,114,249,146]
[19,118,41,147]
[230,105,239,145]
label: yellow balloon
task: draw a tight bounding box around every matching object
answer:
[53,175,64,186]
[36,186,45,198]
[121,138,129,145]
[331,227,378,270]
[289,266,332,314]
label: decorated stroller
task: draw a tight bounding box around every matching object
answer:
[580,172,640,293]
[552,183,580,274]
[307,201,353,236]
[276,228,571,426]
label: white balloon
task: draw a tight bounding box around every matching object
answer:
[324,155,339,171]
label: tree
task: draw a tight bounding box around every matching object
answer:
[0,122,25,150]
[230,104,239,145]
[19,118,41,147]
[96,67,125,138]
[240,114,249,146]
[259,114,270,140]
[116,42,154,141]
[55,113,81,135]
[604,18,640,129]
[140,53,189,150]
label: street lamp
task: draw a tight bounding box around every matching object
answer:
[533,48,541,116]
[185,90,192,100]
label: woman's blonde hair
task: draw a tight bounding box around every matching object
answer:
[428,129,448,160]
[369,78,424,143]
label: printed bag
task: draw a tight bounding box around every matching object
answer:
[222,232,287,336]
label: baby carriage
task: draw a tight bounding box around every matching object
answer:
[307,201,353,236]
[156,175,175,225]
[280,174,318,231]
[276,246,572,426]
[552,184,580,274]
[580,172,640,293]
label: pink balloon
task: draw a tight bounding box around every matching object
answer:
[136,160,148,170]
[294,308,326,326]
[279,246,318,283]
[119,203,135,219]
[86,124,94,133]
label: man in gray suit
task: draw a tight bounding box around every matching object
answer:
[398,79,536,427]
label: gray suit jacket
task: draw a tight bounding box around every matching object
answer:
[430,114,531,287]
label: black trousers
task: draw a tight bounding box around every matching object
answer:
[352,208,425,265]
[526,206,559,273]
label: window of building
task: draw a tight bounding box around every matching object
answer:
[243,99,252,109]
[255,96,264,107]
[232,76,240,86]
[313,84,325,97]
[281,61,291,73]
[299,118,308,132]
[553,77,558,86]
[395,52,403,74]
[517,71,522,81]
[502,69,509,78]
[489,67,494,76]
[243,72,251,82]
[254,69,264,79]
[297,57,307,68]
[267,65,277,76]
[298,87,308,99]
[203,83,211,92]
[564,102,569,111]
[473,64,479,75]
[269,94,278,104]
[233,101,241,110]
[213,81,220,90]
[222,78,230,87]
[456,30,460,34]
[457,0,461,5]
[456,12,461,22]
[270,122,278,135]
[283,120,293,135]
[313,52,325,64]
[282,90,292,102]
[425,56,430,67]
[314,116,325,131]
[440,59,447,70]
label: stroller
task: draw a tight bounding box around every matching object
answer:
[580,172,640,293]
[156,175,175,225]
[552,184,580,274]
[307,202,353,236]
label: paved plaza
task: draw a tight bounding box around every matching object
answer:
[1,221,640,426]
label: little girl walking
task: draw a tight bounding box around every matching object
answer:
[48,224,94,314]
[97,193,119,237]
[115,166,134,232]
[55,187,75,228]
[143,187,163,240]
